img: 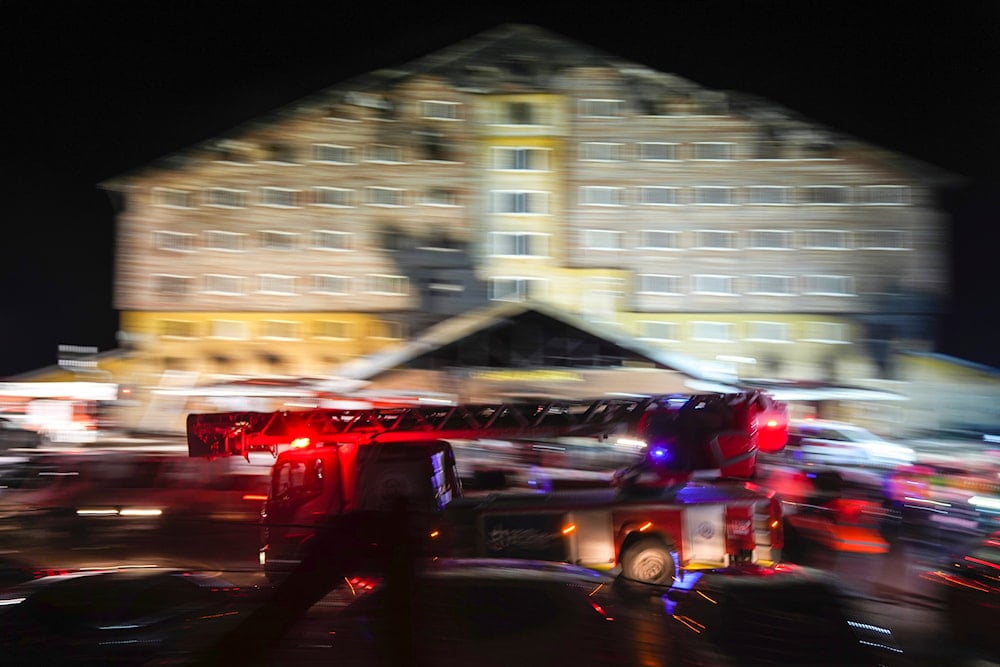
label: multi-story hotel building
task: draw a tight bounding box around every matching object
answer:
[102,24,952,387]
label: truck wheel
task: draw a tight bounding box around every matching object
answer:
[622,538,677,585]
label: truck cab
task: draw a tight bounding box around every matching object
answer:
[259,440,461,581]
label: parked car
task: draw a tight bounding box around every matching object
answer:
[756,465,891,559]
[0,416,43,450]
[785,419,916,468]
[0,554,54,591]
[886,460,1000,540]
[923,530,1000,657]
[661,563,907,665]
[0,567,264,666]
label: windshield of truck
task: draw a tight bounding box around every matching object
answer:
[272,456,324,503]
[354,443,455,511]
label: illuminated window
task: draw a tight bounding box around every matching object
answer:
[257,274,296,295]
[313,144,355,164]
[638,321,678,341]
[314,320,352,339]
[490,191,549,214]
[259,230,298,250]
[692,142,735,160]
[749,230,793,249]
[748,186,792,205]
[860,185,910,205]
[857,230,907,249]
[204,230,246,251]
[638,230,681,250]
[580,142,624,161]
[637,142,678,161]
[693,186,734,205]
[691,321,732,342]
[159,319,197,338]
[313,187,355,207]
[694,230,737,250]
[749,275,795,295]
[154,187,195,208]
[582,229,623,250]
[371,320,406,340]
[692,274,736,295]
[489,277,546,302]
[367,144,404,163]
[747,321,791,342]
[205,188,247,208]
[420,100,462,120]
[637,274,681,295]
[802,230,850,249]
[312,230,353,251]
[153,274,192,296]
[580,186,625,206]
[205,274,243,295]
[260,320,299,340]
[802,321,849,343]
[210,319,248,339]
[312,274,351,294]
[579,99,625,118]
[366,187,406,207]
[259,187,300,208]
[489,232,549,256]
[638,186,681,205]
[803,275,852,296]
[802,185,850,205]
[490,147,549,170]
[154,231,195,252]
[368,274,408,295]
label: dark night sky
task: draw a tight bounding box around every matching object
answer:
[2,1,998,377]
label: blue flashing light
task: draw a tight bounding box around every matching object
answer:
[649,445,671,461]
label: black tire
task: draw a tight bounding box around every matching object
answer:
[621,537,677,585]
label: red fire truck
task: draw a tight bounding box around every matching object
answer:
[186,390,788,585]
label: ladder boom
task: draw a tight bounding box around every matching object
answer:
[186,391,787,479]
[188,397,664,458]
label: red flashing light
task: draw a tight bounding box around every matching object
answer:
[757,408,789,453]
[290,437,311,449]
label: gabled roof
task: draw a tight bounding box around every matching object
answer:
[329,300,737,388]
[101,22,956,190]
[101,23,634,188]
